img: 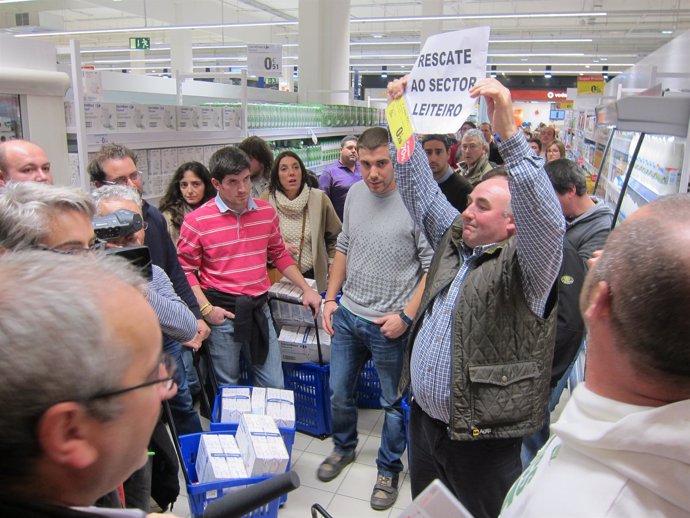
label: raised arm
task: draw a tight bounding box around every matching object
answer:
[469,78,565,314]
[387,77,458,249]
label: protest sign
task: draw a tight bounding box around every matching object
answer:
[405,26,490,134]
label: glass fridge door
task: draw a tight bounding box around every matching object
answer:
[595,130,686,225]
[0,94,23,141]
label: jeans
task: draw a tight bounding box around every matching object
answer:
[409,401,522,518]
[163,337,202,436]
[207,303,284,388]
[330,306,406,477]
[181,349,201,396]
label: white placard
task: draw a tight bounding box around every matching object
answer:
[404,27,490,134]
[247,44,283,78]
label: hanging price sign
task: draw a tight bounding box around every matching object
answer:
[247,44,283,78]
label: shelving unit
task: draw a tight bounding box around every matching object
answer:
[592,95,690,225]
[65,94,384,197]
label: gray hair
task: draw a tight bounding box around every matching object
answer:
[462,129,488,149]
[91,184,142,212]
[0,182,95,251]
[0,251,147,485]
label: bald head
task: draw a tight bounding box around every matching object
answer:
[583,195,690,385]
[0,140,52,187]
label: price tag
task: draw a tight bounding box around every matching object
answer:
[247,44,283,78]
[386,97,415,163]
[577,75,605,96]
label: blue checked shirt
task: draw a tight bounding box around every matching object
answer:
[393,131,565,423]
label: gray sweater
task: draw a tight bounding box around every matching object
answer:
[337,181,433,321]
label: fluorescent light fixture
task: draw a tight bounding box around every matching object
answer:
[661,30,673,34]
[603,65,609,79]
[0,0,34,3]
[352,11,607,23]
[381,65,388,78]
[16,20,299,38]
[544,65,552,78]
[193,44,247,50]
[490,53,585,57]
[89,57,171,64]
[17,11,606,38]
[490,65,497,78]
[491,38,593,43]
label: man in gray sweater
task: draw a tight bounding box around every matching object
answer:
[318,126,433,511]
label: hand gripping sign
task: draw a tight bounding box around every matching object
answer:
[405,27,490,134]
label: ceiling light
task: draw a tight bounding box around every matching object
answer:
[381,65,388,78]
[353,11,607,23]
[603,65,609,80]
[372,34,384,38]
[491,65,497,78]
[661,30,673,34]
[16,20,299,38]
[544,65,552,79]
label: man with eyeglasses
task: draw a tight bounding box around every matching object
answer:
[0,251,179,518]
[0,139,53,187]
[456,128,496,186]
[88,144,210,351]
[0,182,98,254]
[92,185,200,437]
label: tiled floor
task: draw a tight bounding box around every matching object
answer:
[167,408,411,518]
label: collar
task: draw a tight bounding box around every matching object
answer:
[338,160,359,173]
[215,193,258,215]
[436,166,454,184]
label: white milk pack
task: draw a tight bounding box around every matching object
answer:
[265,388,296,429]
[196,434,247,483]
[220,387,252,424]
[278,325,331,364]
[235,414,289,477]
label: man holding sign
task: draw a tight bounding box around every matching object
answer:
[388,77,564,518]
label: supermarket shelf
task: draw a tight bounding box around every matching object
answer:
[84,129,244,151]
[626,178,658,204]
[80,126,370,152]
[248,126,373,140]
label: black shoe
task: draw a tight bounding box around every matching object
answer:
[316,450,356,482]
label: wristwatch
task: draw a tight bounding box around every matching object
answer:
[399,311,413,327]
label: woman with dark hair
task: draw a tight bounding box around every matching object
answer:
[528,138,543,156]
[262,151,341,291]
[159,161,216,242]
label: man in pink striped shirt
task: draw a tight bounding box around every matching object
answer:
[178,146,321,388]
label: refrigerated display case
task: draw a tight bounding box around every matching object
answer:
[592,95,690,226]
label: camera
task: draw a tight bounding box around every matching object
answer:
[92,209,152,281]
[93,209,144,241]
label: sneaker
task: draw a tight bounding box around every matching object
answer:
[316,450,356,482]
[370,472,399,511]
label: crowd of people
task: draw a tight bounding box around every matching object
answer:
[0,77,688,518]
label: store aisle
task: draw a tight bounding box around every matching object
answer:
[168,408,412,518]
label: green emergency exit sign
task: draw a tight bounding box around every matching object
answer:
[129,37,150,50]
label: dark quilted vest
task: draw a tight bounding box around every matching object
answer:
[402,216,557,441]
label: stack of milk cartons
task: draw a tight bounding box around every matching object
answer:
[264,388,296,429]
[268,277,323,328]
[235,414,290,477]
[277,325,331,364]
[195,434,247,483]
[220,387,252,424]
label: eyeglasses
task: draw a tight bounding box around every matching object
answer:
[102,170,142,186]
[33,239,107,255]
[87,352,177,401]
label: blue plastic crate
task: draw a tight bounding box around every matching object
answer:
[178,432,280,518]
[282,362,332,437]
[209,386,296,506]
[356,359,382,409]
[402,395,411,467]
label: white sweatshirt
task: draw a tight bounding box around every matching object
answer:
[500,384,690,518]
